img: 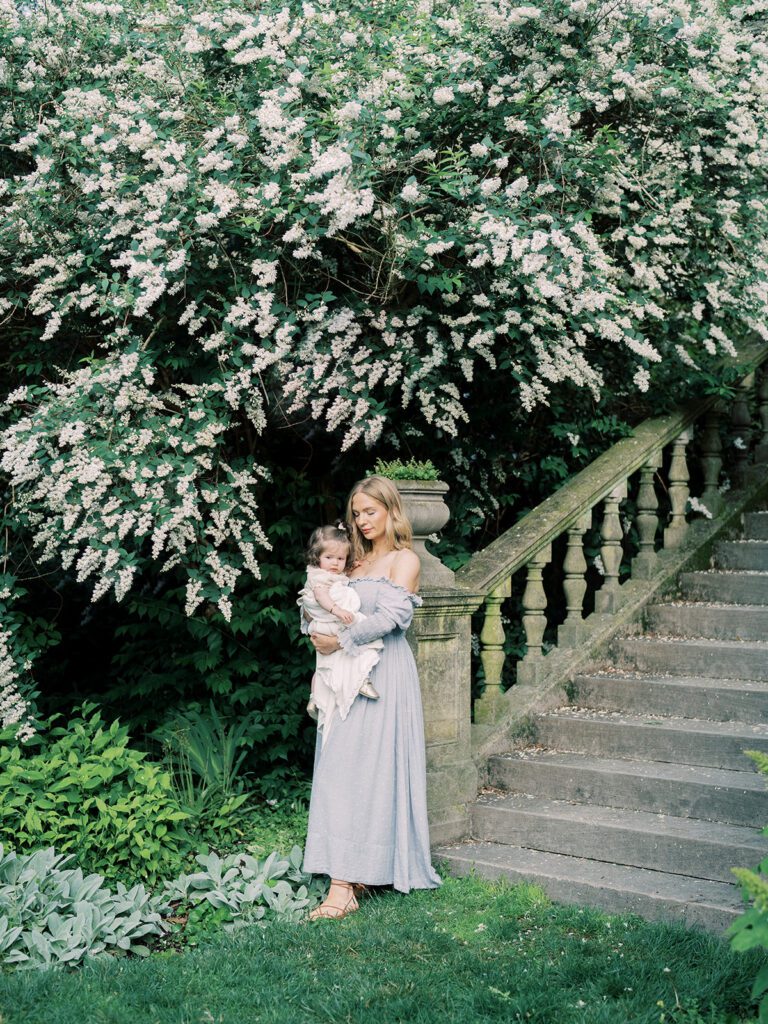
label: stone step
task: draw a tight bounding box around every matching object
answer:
[572,672,768,724]
[488,751,767,827]
[535,710,768,770]
[715,541,768,571]
[679,571,768,605]
[433,842,744,932]
[616,636,768,680]
[744,512,768,541]
[471,794,768,883]
[646,602,768,641]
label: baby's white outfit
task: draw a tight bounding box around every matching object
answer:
[298,567,383,743]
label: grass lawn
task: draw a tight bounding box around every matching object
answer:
[0,875,762,1024]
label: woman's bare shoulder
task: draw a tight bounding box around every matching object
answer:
[389,548,420,591]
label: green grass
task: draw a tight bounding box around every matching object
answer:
[1,875,762,1024]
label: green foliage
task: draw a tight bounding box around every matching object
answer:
[0,845,167,970]
[238,799,310,860]
[157,702,252,815]
[163,847,325,945]
[0,705,192,885]
[657,997,746,1024]
[729,750,768,1024]
[370,458,440,481]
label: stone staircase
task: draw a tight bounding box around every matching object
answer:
[435,510,768,932]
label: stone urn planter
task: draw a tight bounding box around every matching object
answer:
[394,479,455,588]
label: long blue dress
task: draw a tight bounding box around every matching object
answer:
[302,576,441,893]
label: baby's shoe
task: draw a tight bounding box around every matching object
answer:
[306,699,319,721]
[359,679,380,700]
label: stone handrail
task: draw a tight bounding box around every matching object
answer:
[457,343,768,724]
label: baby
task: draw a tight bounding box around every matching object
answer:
[298,523,381,742]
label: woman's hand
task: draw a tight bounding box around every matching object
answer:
[311,633,342,655]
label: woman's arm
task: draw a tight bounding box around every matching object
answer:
[337,562,421,655]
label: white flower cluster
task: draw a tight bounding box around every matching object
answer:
[0,616,35,742]
[0,0,766,609]
[0,350,271,618]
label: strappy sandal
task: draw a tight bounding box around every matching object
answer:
[308,882,359,921]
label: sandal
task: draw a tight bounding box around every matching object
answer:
[309,882,359,921]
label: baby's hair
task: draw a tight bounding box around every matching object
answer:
[306,522,352,568]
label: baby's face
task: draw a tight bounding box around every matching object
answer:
[318,542,349,574]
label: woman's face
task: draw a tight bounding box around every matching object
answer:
[351,491,389,547]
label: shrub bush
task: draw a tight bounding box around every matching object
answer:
[0,706,192,884]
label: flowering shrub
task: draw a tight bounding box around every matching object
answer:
[0,616,34,742]
[1,0,767,618]
[0,574,59,742]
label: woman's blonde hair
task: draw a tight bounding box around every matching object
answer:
[346,475,413,565]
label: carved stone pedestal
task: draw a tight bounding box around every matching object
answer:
[409,587,483,847]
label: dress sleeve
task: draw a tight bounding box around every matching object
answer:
[338,583,422,656]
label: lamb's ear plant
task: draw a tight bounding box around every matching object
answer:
[0,845,169,970]
[164,845,325,941]
[0,843,325,970]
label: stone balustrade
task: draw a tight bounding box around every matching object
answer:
[458,354,768,727]
[415,345,768,846]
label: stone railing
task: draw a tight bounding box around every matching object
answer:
[414,345,768,846]
[459,350,768,725]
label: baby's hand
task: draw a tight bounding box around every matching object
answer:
[334,606,355,625]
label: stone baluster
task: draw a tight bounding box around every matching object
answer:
[631,454,661,580]
[663,430,691,549]
[755,367,768,466]
[729,376,753,487]
[594,483,628,614]
[698,406,725,518]
[474,578,512,724]
[516,544,552,685]
[558,512,591,647]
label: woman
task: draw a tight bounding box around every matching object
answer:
[302,475,441,919]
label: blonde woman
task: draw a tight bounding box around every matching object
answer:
[303,475,441,919]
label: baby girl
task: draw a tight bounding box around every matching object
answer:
[298,523,381,742]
